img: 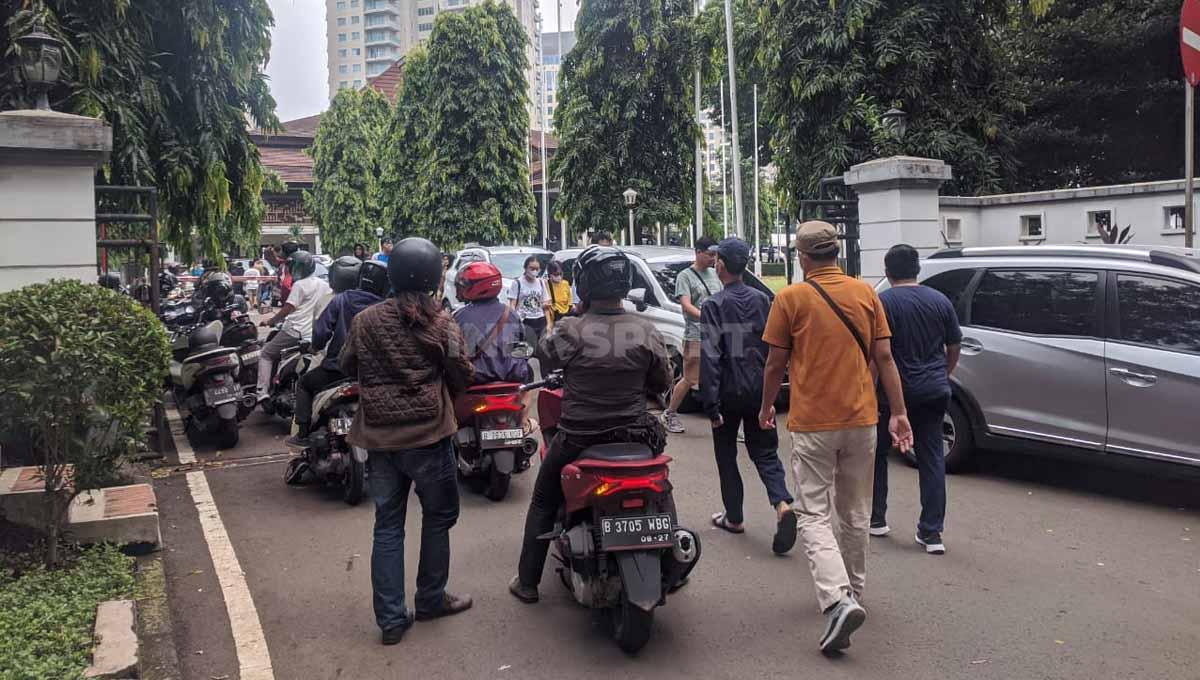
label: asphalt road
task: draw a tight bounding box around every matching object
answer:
[154,406,1200,680]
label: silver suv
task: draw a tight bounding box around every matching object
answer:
[885,245,1200,472]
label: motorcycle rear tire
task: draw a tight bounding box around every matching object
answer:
[216,419,239,449]
[483,468,510,502]
[342,454,365,506]
[611,595,654,655]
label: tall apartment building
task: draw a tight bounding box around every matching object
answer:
[540,30,575,129]
[327,0,539,112]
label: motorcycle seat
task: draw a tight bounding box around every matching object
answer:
[578,442,653,462]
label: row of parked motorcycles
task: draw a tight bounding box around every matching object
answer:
[157,277,700,653]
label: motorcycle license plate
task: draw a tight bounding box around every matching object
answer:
[600,513,673,551]
[203,383,240,407]
[330,416,354,436]
[480,428,523,442]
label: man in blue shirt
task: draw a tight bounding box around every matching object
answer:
[374,237,393,264]
[870,244,962,555]
[699,237,796,555]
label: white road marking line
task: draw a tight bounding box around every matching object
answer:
[1186,27,1200,53]
[164,396,196,464]
[187,470,275,680]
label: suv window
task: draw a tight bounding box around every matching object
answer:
[970,270,1098,336]
[1116,274,1200,353]
[923,269,975,320]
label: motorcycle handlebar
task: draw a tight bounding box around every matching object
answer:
[520,370,563,393]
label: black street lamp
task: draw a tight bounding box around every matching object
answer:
[16,25,64,111]
[881,107,909,142]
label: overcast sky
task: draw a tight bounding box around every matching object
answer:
[265,0,580,122]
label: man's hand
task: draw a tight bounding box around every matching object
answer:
[258,319,270,327]
[710,415,724,429]
[758,404,776,430]
[889,414,914,453]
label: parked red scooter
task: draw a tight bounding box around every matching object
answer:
[521,370,700,654]
[452,382,538,501]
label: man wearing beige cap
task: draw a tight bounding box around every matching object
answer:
[759,220,913,655]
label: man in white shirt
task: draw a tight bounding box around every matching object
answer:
[256,251,331,401]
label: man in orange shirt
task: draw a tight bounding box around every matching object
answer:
[759,221,913,655]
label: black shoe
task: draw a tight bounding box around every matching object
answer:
[916,531,946,555]
[415,592,473,621]
[508,575,539,604]
[380,613,413,645]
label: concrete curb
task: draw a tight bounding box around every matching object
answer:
[84,600,138,679]
[133,554,182,680]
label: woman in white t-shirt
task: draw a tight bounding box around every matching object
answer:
[243,262,261,308]
[509,255,553,343]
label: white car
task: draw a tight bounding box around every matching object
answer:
[443,245,553,310]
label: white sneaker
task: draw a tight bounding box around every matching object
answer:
[662,410,685,434]
[916,532,946,555]
[819,595,866,653]
[869,523,890,537]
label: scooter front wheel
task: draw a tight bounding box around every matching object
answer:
[611,595,654,655]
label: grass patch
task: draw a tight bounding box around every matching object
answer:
[0,543,134,680]
[763,275,790,293]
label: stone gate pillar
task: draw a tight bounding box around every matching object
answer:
[843,156,952,283]
[0,109,112,291]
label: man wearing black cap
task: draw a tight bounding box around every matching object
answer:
[699,237,796,554]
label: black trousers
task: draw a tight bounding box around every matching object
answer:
[295,365,344,430]
[517,432,585,587]
[872,396,949,535]
[711,403,793,525]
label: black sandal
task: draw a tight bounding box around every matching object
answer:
[772,508,798,555]
[711,512,745,534]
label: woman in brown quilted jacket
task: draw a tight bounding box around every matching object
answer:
[339,237,475,645]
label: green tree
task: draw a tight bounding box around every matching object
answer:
[759,0,1022,211]
[413,1,535,246]
[0,1,280,263]
[1006,0,1187,190]
[304,87,391,255]
[552,0,697,239]
[379,48,433,239]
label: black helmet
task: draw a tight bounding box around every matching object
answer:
[203,272,233,302]
[281,241,302,256]
[328,255,362,293]
[159,270,178,296]
[358,259,389,297]
[98,273,122,291]
[387,237,442,294]
[574,246,632,303]
[188,324,220,352]
[289,251,316,280]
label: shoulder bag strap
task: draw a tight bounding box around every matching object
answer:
[806,279,870,364]
[471,305,512,361]
[685,267,716,297]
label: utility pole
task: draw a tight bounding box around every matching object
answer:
[557,0,566,251]
[719,79,728,238]
[1188,82,1195,248]
[753,84,760,276]
[538,19,548,250]
[723,0,744,238]
[693,0,704,247]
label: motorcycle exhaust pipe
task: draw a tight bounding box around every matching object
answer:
[241,393,258,410]
[521,437,539,456]
[672,528,699,564]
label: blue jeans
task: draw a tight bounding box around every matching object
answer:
[872,396,949,535]
[711,403,793,525]
[368,438,459,631]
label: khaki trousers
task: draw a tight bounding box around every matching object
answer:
[789,425,876,612]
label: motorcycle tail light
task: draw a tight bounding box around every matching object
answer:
[472,394,521,414]
[621,497,645,509]
[592,470,668,497]
[335,384,359,399]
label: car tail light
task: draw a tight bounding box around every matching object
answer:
[592,470,668,497]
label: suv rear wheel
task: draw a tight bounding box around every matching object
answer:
[944,399,974,473]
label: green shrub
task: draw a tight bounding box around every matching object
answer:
[0,544,134,680]
[0,280,170,490]
[760,262,787,277]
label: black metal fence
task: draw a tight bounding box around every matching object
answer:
[95,186,162,314]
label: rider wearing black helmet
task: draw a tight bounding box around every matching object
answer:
[340,237,475,643]
[357,258,390,298]
[257,250,331,403]
[287,256,378,448]
[509,246,673,604]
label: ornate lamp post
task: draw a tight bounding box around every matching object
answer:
[623,188,638,246]
[16,25,64,111]
[374,226,384,253]
[881,107,909,146]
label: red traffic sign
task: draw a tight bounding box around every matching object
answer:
[1183,0,1200,85]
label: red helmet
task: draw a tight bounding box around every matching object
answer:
[456,261,503,301]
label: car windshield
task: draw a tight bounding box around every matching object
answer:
[491,252,552,279]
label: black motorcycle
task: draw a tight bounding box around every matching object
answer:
[284,353,366,505]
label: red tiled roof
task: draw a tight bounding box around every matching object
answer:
[368,59,406,105]
[279,114,322,137]
[259,146,313,185]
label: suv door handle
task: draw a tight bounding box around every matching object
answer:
[1109,367,1158,386]
[960,338,984,353]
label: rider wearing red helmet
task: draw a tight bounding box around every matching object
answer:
[452,262,529,384]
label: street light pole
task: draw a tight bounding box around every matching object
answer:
[753,83,760,276]
[557,0,567,251]
[723,0,744,239]
[693,0,704,247]
[719,79,728,238]
[538,20,549,250]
